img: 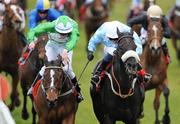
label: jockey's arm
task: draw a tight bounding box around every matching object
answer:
[87,25,105,52]
[127,12,147,27]
[48,8,64,20]
[65,21,80,51]
[28,10,38,29]
[27,21,55,43]
[162,16,171,39]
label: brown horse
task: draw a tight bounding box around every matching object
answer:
[84,0,108,46]
[0,2,24,110]
[169,8,180,62]
[19,34,48,124]
[140,18,170,124]
[33,55,78,124]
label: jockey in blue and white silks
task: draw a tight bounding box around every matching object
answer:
[88,21,142,56]
[87,21,144,84]
[28,0,63,29]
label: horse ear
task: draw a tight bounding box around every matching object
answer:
[116,27,121,38]
[130,29,134,36]
[44,55,48,66]
[57,55,62,66]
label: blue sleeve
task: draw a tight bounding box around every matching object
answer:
[88,25,105,52]
[28,10,38,29]
[133,31,142,55]
[48,8,64,21]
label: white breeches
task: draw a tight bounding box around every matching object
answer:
[39,41,75,79]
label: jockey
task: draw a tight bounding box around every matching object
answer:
[19,0,63,64]
[27,15,83,103]
[167,0,180,22]
[28,0,63,29]
[87,21,149,85]
[127,5,171,64]
[127,0,143,20]
[0,0,27,46]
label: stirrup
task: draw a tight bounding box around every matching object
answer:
[77,92,84,103]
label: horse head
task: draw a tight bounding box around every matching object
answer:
[3,2,25,31]
[42,55,65,105]
[112,29,140,96]
[35,34,48,60]
[147,17,164,56]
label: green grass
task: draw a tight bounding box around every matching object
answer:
[8,0,180,124]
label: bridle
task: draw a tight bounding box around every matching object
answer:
[41,66,73,99]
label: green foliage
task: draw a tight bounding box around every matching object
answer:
[10,0,180,124]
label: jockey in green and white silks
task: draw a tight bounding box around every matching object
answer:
[27,15,83,103]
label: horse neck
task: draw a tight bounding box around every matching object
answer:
[0,15,18,49]
[112,56,131,89]
[29,49,43,69]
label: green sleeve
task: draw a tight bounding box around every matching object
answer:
[27,21,56,43]
[65,20,80,51]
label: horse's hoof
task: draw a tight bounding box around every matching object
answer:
[15,98,21,107]
[22,111,29,120]
[155,120,160,124]
[162,115,170,124]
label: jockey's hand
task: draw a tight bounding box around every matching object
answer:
[62,49,69,65]
[28,42,35,49]
[87,51,94,61]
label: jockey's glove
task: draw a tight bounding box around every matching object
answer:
[87,51,94,61]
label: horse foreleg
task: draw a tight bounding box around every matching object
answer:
[62,113,75,124]
[32,105,37,124]
[162,85,170,124]
[9,72,20,111]
[154,88,162,124]
[21,80,29,120]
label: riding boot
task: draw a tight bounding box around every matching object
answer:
[162,43,171,64]
[71,77,84,103]
[27,74,42,99]
[92,59,109,84]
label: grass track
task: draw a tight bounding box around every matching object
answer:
[8,0,180,124]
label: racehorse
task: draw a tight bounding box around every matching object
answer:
[19,34,48,124]
[169,7,180,62]
[140,17,170,124]
[90,29,144,124]
[0,2,24,110]
[143,0,156,11]
[84,0,108,47]
[33,55,78,124]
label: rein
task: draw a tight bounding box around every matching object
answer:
[109,62,137,98]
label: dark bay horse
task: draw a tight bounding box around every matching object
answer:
[0,2,24,110]
[19,34,48,124]
[90,30,144,124]
[84,0,108,45]
[140,18,170,124]
[33,55,78,124]
[169,8,180,62]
